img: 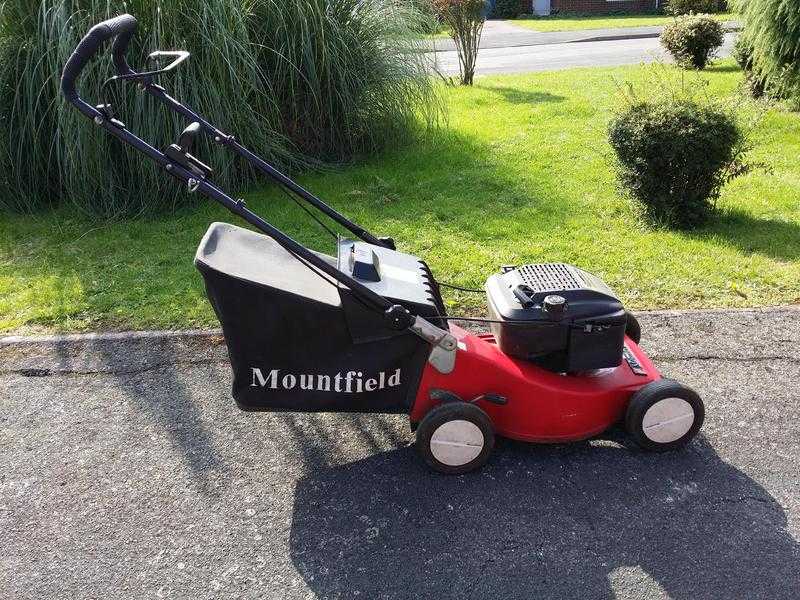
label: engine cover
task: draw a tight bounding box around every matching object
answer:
[485,263,626,372]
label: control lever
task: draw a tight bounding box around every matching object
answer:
[145,50,190,74]
[98,51,191,119]
[164,122,213,180]
[513,285,535,308]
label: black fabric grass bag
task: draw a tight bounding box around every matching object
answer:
[195,223,430,413]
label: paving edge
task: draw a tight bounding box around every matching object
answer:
[570,24,740,45]
[2,305,797,346]
[0,328,223,345]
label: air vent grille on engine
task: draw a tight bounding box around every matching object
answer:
[517,263,583,292]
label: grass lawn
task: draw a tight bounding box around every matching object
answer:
[426,30,451,40]
[1,61,798,334]
[511,12,734,32]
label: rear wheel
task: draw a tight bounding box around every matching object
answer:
[625,310,642,344]
[416,402,494,475]
[626,379,704,451]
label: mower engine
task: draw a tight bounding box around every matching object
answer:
[485,263,627,373]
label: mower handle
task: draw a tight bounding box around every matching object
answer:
[61,14,137,112]
[58,16,431,352]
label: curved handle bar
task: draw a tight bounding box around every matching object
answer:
[61,14,137,112]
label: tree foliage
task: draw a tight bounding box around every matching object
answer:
[731,0,800,102]
[666,0,728,15]
[431,0,489,85]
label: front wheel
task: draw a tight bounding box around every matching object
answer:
[416,402,494,475]
[625,379,704,451]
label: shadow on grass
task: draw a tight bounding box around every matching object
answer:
[3,118,795,334]
[237,128,579,279]
[706,63,741,74]
[482,85,565,105]
[694,209,800,262]
[2,126,573,298]
[288,431,800,599]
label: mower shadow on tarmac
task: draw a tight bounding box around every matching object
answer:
[289,434,800,599]
[79,335,227,497]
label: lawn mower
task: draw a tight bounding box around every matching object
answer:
[62,15,705,474]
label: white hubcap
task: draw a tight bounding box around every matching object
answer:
[430,419,484,466]
[642,397,695,443]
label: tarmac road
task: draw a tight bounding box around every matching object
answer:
[430,33,737,76]
[1,307,799,599]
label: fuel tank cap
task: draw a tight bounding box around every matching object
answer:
[543,294,567,317]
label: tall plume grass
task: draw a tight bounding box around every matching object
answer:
[0,0,439,217]
[731,0,800,102]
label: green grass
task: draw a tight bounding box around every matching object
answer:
[418,27,452,40]
[511,11,734,32]
[1,61,798,334]
[428,30,452,40]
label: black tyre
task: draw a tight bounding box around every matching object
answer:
[625,379,704,452]
[625,310,642,344]
[416,402,494,475]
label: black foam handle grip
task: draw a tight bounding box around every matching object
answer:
[61,14,138,102]
[112,18,137,77]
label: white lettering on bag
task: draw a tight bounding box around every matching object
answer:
[251,367,401,392]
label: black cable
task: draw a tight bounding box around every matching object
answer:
[272,187,397,317]
[437,282,484,293]
[283,244,340,290]
[283,245,394,318]
[279,185,339,240]
[263,190,502,323]
[269,187,350,293]
[263,197,486,301]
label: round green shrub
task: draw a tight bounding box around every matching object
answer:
[608,100,742,229]
[492,0,522,19]
[666,0,727,15]
[660,14,725,70]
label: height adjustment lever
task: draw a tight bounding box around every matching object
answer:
[164,122,213,179]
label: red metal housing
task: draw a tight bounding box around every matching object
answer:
[410,325,661,443]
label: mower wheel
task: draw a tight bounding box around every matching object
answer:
[625,311,642,344]
[625,379,704,452]
[416,402,494,475]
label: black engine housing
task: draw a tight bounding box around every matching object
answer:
[485,263,627,373]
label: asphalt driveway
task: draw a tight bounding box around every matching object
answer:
[1,307,799,599]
